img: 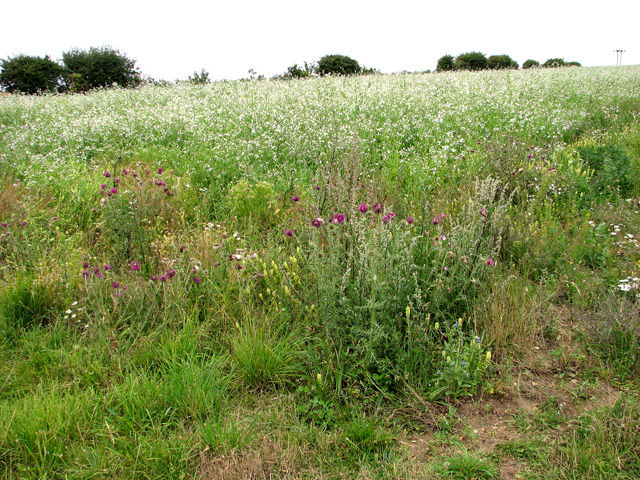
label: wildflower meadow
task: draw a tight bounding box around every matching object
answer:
[1,66,640,478]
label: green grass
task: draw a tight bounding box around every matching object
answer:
[1,66,640,478]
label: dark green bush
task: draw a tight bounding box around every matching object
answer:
[0,55,64,94]
[436,54,456,72]
[62,46,141,92]
[188,69,210,85]
[488,54,518,69]
[455,52,488,71]
[578,144,634,197]
[543,58,566,68]
[279,62,315,79]
[317,54,361,76]
[522,59,540,69]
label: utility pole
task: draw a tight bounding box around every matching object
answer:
[614,49,626,66]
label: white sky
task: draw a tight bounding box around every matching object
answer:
[1,0,637,81]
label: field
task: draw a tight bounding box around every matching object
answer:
[1,66,640,479]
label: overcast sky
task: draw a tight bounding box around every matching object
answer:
[1,0,637,81]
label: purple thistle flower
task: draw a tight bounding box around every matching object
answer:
[158,167,163,175]
[100,190,105,196]
[110,187,118,194]
[433,215,440,225]
[359,204,368,213]
[311,217,324,228]
[167,269,176,278]
[130,261,140,272]
[285,229,293,237]
[83,261,90,268]
[237,264,243,270]
[179,245,185,253]
[151,275,159,281]
[115,178,120,184]
[486,258,495,266]
[159,275,168,282]
[1,223,6,228]
[292,196,299,202]
[315,186,320,190]
[335,213,345,224]
[101,184,107,189]
[479,207,488,218]
[96,271,104,278]
[82,270,90,278]
[104,264,111,271]
[194,277,202,284]
[373,203,384,214]
[53,217,58,221]
[20,221,26,227]
[382,215,391,224]
[145,169,151,176]
[406,216,414,224]
[104,171,111,178]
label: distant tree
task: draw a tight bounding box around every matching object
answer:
[188,69,210,84]
[62,46,141,92]
[317,54,361,76]
[522,59,540,69]
[487,54,518,70]
[565,61,582,67]
[542,58,566,68]
[454,52,488,71]
[0,55,64,94]
[436,55,456,72]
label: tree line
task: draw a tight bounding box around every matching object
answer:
[0,47,141,94]
[1,47,584,95]
[436,52,582,72]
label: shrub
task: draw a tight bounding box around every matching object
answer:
[436,54,456,72]
[62,46,141,92]
[317,54,361,76]
[455,52,488,71]
[279,62,315,79]
[522,59,540,69]
[487,54,518,70]
[188,69,210,84]
[543,58,566,68]
[0,55,64,94]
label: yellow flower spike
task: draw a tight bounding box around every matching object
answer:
[284,285,290,295]
[259,293,263,300]
[435,322,439,330]
[446,356,451,363]
[283,261,288,269]
[316,373,322,382]
[405,305,411,321]
[270,269,274,276]
[266,288,271,295]
[486,351,492,362]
